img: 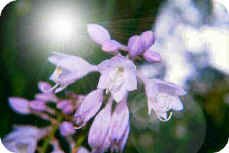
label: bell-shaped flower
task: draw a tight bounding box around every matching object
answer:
[97,55,137,102]
[74,89,103,128]
[87,24,125,53]
[8,97,31,114]
[144,78,186,121]
[88,98,113,153]
[109,98,130,152]
[49,52,98,93]
[2,126,48,153]
[59,121,75,136]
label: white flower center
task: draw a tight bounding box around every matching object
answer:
[52,67,63,82]
[107,67,125,93]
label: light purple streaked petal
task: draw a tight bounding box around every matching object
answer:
[88,98,112,152]
[143,49,161,63]
[102,40,122,53]
[74,89,103,128]
[8,97,30,114]
[127,35,144,57]
[140,31,155,50]
[29,100,47,112]
[87,24,111,45]
[110,98,129,152]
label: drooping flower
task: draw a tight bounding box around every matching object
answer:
[88,98,113,153]
[8,97,31,114]
[97,54,137,102]
[144,78,186,121]
[49,52,98,93]
[59,121,75,136]
[87,24,125,53]
[2,126,48,153]
[109,98,130,152]
[74,89,103,128]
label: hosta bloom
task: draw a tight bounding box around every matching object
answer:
[109,98,130,152]
[3,126,48,153]
[88,98,112,153]
[59,122,75,136]
[74,89,103,128]
[127,30,160,62]
[144,78,186,121]
[9,97,30,114]
[98,54,137,102]
[49,52,98,93]
[29,100,47,112]
[36,81,58,102]
[87,24,124,53]
[57,100,74,114]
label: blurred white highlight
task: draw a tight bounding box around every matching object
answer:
[216,139,229,153]
[0,139,14,153]
[0,0,15,15]
[44,10,81,43]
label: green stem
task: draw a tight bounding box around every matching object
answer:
[40,114,62,153]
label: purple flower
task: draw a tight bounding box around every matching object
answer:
[29,100,47,112]
[77,147,90,153]
[109,98,130,152]
[8,97,30,114]
[128,35,144,57]
[38,81,52,93]
[74,89,103,128]
[144,78,186,121]
[140,31,155,50]
[35,93,58,103]
[97,55,137,102]
[49,52,98,93]
[2,126,48,153]
[59,121,75,136]
[143,48,161,63]
[87,24,124,53]
[127,30,160,62]
[88,98,113,153]
[57,100,74,114]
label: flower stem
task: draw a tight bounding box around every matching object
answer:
[40,114,62,153]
